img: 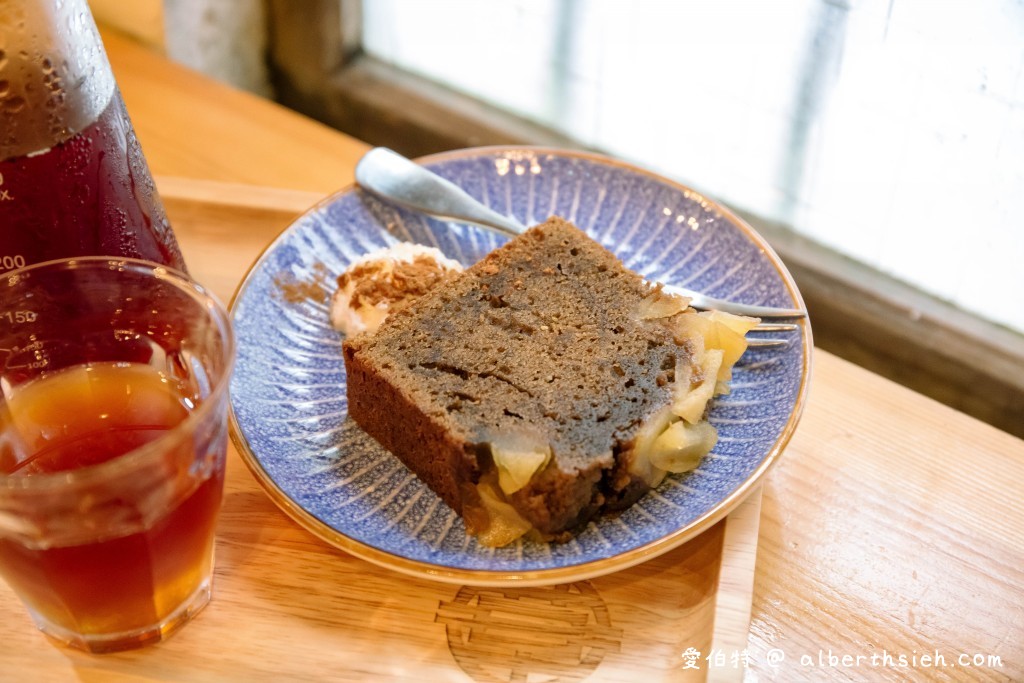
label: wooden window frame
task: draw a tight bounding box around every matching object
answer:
[265,0,1024,437]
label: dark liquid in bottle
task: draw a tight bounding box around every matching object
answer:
[0,89,185,273]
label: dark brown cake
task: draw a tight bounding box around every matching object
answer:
[343,217,717,544]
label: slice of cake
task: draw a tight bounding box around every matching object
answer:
[342,216,756,546]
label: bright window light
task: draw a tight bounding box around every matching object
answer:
[364,0,1024,332]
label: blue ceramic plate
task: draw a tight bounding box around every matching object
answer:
[229,147,811,586]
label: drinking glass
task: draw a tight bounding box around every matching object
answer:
[0,257,234,652]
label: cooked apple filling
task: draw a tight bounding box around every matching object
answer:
[465,290,758,546]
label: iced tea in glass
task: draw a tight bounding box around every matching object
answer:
[0,257,234,652]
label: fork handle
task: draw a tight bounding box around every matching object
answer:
[355,147,527,237]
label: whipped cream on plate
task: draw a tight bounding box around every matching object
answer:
[329,243,463,336]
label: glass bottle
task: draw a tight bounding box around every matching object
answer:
[0,0,186,274]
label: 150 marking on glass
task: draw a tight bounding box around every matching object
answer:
[1,310,36,324]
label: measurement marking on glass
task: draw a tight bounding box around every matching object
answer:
[0,255,27,270]
[2,310,38,324]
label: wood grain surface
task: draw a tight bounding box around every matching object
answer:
[2,27,1021,682]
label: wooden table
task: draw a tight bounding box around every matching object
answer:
[2,30,1022,682]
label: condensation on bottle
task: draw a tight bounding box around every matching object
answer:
[0,0,186,274]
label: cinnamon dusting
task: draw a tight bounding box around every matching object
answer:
[276,262,330,304]
[340,254,454,313]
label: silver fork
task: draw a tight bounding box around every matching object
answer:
[355,147,805,347]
